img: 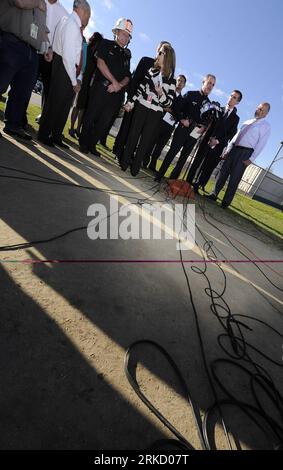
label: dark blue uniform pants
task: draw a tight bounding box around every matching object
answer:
[79,81,123,151]
[156,124,197,180]
[0,31,38,130]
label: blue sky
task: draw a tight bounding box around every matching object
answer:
[61,0,283,177]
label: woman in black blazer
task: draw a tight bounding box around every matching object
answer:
[120,43,176,176]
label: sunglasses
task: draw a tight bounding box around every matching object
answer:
[158,51,166,56]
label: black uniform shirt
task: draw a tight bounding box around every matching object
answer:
[171,93,185,121]
[82,41,101,85]
[95,39,131,83]
[178,90,210,125]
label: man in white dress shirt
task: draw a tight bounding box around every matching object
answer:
[207,102,271,208]
[37,0,68,116]
[38,0,90,148]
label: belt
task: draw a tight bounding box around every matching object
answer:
[101,79,111,87]
[235,145,253,151]
[93,78,111,87]
[0,30,21,42]
[0,30,36,51]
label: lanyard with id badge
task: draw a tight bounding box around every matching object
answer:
[30,10,38,40]
[148,72,163,104]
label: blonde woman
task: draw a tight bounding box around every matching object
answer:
[120,43,176,176]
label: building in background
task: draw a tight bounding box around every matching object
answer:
[238,164,283,210]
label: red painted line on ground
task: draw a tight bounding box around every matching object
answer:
[1,259,283,265]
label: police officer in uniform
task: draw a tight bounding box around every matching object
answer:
[79,18,133,156]
[188,90,242,191]
[155,74,216,182]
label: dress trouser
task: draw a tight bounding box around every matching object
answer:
[156,125,197,179]
[99,105,122,146]
[148,120,174,169]
[120,102,162,175]
[113,110,133,159]
[196,152,222,189]
[170,135,198,180]
[0,31,38,130]
[38,53,74,141]
[213,146,253,206]
[23,54,52,127]
[38,54,53,108]
[79,81,123,151]
[186,139,211,183]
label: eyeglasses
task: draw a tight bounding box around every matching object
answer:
[158,51,166,56]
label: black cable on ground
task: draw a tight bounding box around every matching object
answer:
[186,195,283,447]
[0,170,162,252]
[128,184,283,450]
[1,151,282,448]
[124,340,204,450]
[197,196,283,292]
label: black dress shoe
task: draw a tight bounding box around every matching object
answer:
[193,183,200,195]
[221,202,229,209]
[37,136,54,147]
[154,175,162,183]
[120,161,128,172]
[79,145,88,154]
[115,153,123,162]
[90,148,101,157]
[205,193,217,201]
[54,140,69,149]
[130,167,139,177]
[4,127,32,141]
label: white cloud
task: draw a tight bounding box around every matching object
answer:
[212,88,229,99]
[187,82,195,89]
[103,0,114,10]
[139,32,151,43]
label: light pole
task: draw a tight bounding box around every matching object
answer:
[252,141,283,199]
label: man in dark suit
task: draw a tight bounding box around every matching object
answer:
[154,74,216,182]
[113,41,171,160]
[188,90,242,193]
